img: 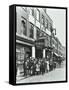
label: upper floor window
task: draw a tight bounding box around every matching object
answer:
[36,9,40,21]
[40,31,45,37]
[31,9,34,16]
[21,18,27,36]
[30,8,34,16]
[22,7,26,11]
[45,19,48,29]
[42,15,45,26]
[29,23,34,38]
[43,8,46,13]
[50,23,52,32]
[36,28,40,39]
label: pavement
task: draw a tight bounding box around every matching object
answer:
[16,66,66,84]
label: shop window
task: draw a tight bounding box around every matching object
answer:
[29,23,34,38]
[21,18,27,36]
[20,48,25,60]
[36,9,40,21]
[16,48,25,61]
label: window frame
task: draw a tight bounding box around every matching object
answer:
[29,23,34,38]
[36,27,40,39]
[21,17,27,36]
[36,9,40,22]
[42,14,45,26]
[45,19,48,29]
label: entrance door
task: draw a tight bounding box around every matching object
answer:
[24,46,32,58]
[36,48,43,58]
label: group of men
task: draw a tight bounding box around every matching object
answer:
[23,57,56,77]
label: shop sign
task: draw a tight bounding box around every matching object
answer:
[35,39,45,48]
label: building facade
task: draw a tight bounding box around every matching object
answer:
[16,6,64,76]
[16,6,53,76]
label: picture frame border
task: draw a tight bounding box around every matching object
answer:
[10,4,68,85]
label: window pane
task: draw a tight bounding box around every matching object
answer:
[42,15,45,26]
[36,28,40,39]
[30,8,34,16]
[50,23,52,32]
[21,18,27,36]
[22,7,26,11]
[43,8,46,13]
[36,9,40,21]
[32,9,34,16]
[29,23,34,38]
[46,19,48,28]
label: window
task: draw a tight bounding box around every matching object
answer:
[16,47,25,61]
[46,35,48,41]
[20,48,25,60]
[50,23,52,32]
[29,23,34,38]
[36,9,40,21]
[22,7,26,11]
[46,19,48,29]
[30,8,34,16]
[43,8,46,13]
[52,33,55,37]
[31,9,34,16]
[36,28,40,39]
[21,18,27,36]
[42,15,45,26]
[39,31,44,37]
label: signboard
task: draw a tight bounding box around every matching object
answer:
[35,39,45,48]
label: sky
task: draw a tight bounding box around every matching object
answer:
[46,8,66,47]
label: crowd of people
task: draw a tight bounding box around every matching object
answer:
[22,57,57,77]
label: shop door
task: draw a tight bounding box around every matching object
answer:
[36,49,43,58]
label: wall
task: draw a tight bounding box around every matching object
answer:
[0,0,69,90]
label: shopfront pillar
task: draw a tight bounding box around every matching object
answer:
[32,46,35,58]
[17,66,20,77]
[43,49,45,58]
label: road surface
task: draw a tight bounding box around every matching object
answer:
[16,66,66,84]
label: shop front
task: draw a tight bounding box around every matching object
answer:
[35,39,45,58]
[16,35,35,77]
[45,47,53,60]
[16,44,32,76]
[35,38,53,60]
